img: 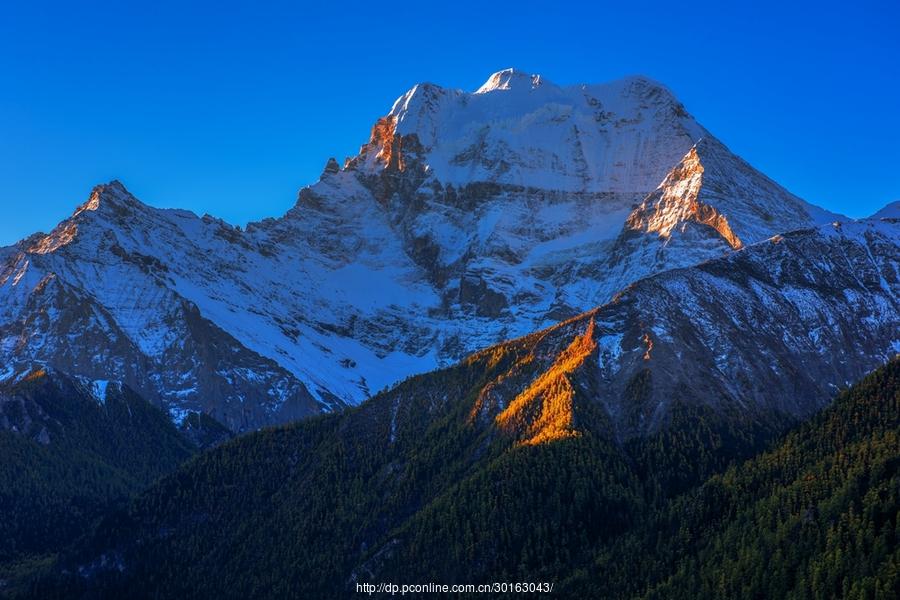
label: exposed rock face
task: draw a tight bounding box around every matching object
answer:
[0,188,329,431]
[625,146,742,250]
[0,70,844,429]
[398,219,900,441]
[322,157,341,176]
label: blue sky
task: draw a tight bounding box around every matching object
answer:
[1,0,898,245]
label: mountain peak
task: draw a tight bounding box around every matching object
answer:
[615,73,669,91]
[23,181,142,255]
[1,69,856,435]
[77,180,139,215]
[365,69,708,192]
[623,141,743,247]
[620,135,842,255]
[871,200,900,220]
[475,68,548,94]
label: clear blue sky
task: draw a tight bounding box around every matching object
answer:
[2,0,898,245]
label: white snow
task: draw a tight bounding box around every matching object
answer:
[168,406,191,426]
[871,201,900,220]
[89,380,109,405]
[0,70,875,429]
[385,72,706,194]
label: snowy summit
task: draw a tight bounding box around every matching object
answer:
[0,69,865,432]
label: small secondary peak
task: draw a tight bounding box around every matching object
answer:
[871,201,900,220]
[77,180,138,214]
[475,68,548,94]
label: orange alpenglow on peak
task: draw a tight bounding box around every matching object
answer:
[626,145,744,250]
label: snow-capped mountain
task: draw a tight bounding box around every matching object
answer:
[872,200,900,220]
[0,69,844,430]
[452,218,900,441]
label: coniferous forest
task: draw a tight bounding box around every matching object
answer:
[4,357,897,599]
[3,6,899,598]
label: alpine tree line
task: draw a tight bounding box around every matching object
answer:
[5,358,899,599]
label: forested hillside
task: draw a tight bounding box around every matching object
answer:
[22,352,898,598]
[0,369,211,594]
